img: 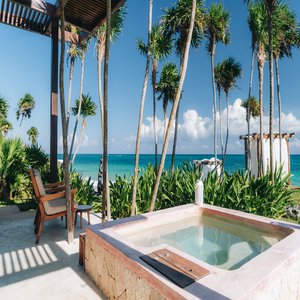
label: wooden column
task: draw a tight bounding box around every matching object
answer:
[50,17,58,182]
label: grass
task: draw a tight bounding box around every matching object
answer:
[0,198,36,211]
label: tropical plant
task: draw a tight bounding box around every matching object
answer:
[59,0,73,243]
[0,118,12,137]
[66,25,81,130]
[102,0,113,222]
[204,3,230,164]
[131,0,153,216]
[16,93,35,127]
[69,35,90,166]
[241,96,260,123]
[25,144,49,170]
[204,169,294,219]
[156,63,181,173]
[137,24,173,171]
[94,5,125,221]
[248,2,268,176]
[0,96,9,119]
[217,57,242,163]
[27,126,39,145]
[149,0,197,212]
[71,94,97,165]
[0,137,27,201]
[272,4,299,163]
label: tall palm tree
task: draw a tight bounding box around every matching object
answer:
[0,119,12,137]
[66,25,81,130]
[102,0,112,222]
[71,94,97,165]
[242,96,260,122]
[131,0,153,216]
[218,57,242,165]
[156,63,180,173]
[137,24,173,171]
[69,36,90,166]
[215,62,225,158]
[246,0,278,181]
[149,0,197,212]
[27,127,38,145]
[16,93,35,127]
[59,0,73,243]
[0,96,9,119]
[272,4,299,163]
[94,6,125,219]
[248,2,268,176]
[204,3,230,164]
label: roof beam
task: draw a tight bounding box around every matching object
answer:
[9,0,54,16]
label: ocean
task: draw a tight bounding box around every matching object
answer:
[59,154,300,187]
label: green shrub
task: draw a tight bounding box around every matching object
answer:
[204,169,295,219]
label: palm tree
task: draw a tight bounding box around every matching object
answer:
[71,94,97,165]
[272,4,299,163]
[137,24,173,171]
[215,62,225,158]
[248,2,268,176]
[59,0,73,243]
[219,57,242,164]
[27,127,38,145]
[66,25,81,130]
[204,3,230,164]
[0,119,12,137]
[16,93,35,127]
[94,6,125,220]
[0,96,9,119]
[69,36,90,166]
[149,0,197,212]
[246,0,279,182]
[131,0,153,217]
[242,96,260,122]
[156,63,180,173]
[102,0,112,222]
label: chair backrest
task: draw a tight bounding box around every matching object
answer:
[29,168,46,199]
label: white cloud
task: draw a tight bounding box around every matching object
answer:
[129,98,300,154]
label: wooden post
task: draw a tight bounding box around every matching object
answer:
[50,17,58,183]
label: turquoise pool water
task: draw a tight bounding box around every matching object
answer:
[122,214,285,270]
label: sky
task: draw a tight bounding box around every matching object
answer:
[0,0,300,155]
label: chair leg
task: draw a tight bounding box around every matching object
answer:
[75,211,78,226]
[36,217,44,244]
[34,211,41,234]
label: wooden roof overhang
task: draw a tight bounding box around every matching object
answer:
[0,0,125,40]
[239,133,295,141]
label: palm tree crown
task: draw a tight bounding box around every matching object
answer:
[72,94,97,118]
[16,93,35,122]
[27,126,39,145]
[205,3,231,55]
[0,97,9,119]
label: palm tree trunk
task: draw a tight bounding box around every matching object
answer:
[163,109,167,142]
[218,89,224,161]
[102,0,112,222]
[131,0,153,216]
[210,41,217,163]
[59,0,73,243]
[97,41,105,141]
[171,101,180,174]
[223,92,230,166]
[152,59,158,172]
[71,119,85,166]
[149,0,196,212]
[69,50,86,168]
[66,59,75,130]
[275,56,282,164]
[268,11,275,182]
[247,46,255,171]
[257,52,265,176]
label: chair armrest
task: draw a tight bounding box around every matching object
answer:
[44,181,65,189]
[46,186,66,194]
[39,189,78,203]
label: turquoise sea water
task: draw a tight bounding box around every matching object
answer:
[59,154,300,187]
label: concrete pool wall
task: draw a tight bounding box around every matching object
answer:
[84,204,300,299]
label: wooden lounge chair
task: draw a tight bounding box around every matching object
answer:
[29,168,77,244]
